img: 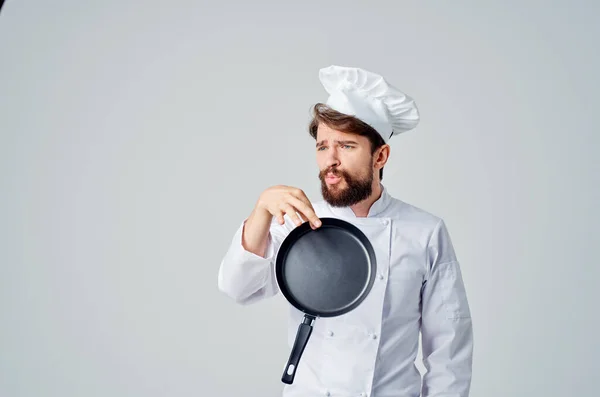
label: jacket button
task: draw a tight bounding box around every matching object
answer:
[327,330,334,337]
[324,391,330,396]
[378,273,384,280]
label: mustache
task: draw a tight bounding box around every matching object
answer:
[320,167,345,177]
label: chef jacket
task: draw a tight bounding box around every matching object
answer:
[218,185,473,397]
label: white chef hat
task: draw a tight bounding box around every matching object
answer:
[318,65,420,143]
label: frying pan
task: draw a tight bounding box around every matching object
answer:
[275,217,377,384]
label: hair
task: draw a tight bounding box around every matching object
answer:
[308,103,387,180]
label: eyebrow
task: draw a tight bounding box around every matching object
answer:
[316,139,359,147]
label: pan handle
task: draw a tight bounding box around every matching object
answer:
[281,314,315,384]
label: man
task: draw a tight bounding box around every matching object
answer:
[218,65,473,397]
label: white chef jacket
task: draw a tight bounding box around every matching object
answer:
[218,185,473,397]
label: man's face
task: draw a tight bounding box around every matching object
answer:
[315,123,376,207]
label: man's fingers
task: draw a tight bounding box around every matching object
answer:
[274,210,285,225]
[288,196,321,228]
[290,188,312,206]
[297,212,317,230]
[281,204,303,227]
[263,188,320,229]
[291,190,319,219]
[298,212,309,223]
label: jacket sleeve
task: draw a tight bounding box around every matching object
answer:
[420,219,474,397]
[217,217,292,305]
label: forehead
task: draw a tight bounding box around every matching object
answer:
[316,123,364,142]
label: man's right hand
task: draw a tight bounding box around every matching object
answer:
[256,185,322,229]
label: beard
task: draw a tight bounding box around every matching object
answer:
[319,166,374,207]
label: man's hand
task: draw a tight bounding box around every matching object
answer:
[256,185,322,229]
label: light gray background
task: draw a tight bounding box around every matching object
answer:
[1,1,598,396]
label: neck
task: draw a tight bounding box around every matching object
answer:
[350,181,383,217]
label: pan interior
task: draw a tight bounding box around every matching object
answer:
[280,225,373,316]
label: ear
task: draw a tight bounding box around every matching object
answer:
[373,144,390,170]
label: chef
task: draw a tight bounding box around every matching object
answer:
[218,65,474,397]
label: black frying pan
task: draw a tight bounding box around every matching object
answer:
[275,217,377,384]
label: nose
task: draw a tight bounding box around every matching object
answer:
[325,149,340,169]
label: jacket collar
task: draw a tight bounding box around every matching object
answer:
[327,184,392,219]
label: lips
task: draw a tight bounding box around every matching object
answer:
[325,173,342,184]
